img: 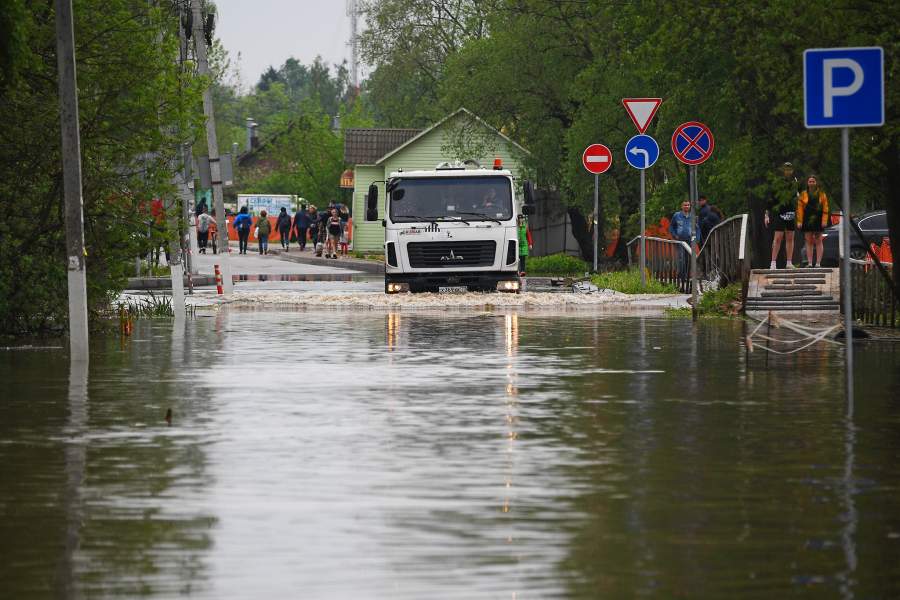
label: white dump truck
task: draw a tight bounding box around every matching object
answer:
[365,161,536,293]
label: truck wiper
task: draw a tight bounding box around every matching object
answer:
[393,215,439,226]
[452,211,502,224]
[441,216,470,225]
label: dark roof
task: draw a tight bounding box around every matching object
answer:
[344,128,422,165]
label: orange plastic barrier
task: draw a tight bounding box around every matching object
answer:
[226,216,280,242]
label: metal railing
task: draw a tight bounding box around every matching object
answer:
[626,213,749,293]
[849,258,897,327]
[697,214,749,288]
[626,236,692,293]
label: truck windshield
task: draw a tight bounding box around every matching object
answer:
[389,176,513,223]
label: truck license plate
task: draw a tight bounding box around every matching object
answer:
[438,286,467,294]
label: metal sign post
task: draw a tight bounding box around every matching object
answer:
[690,166,699,320]
[803,46,884,406]
[624,134,660,290]
[582,144,612,273]
[593,173,599,272]
[840,128,853,402]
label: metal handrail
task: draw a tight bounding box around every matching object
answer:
[698,213,748,259]
[625,235,691,254]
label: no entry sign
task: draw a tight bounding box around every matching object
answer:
[671,122,714,165]
[582,144,612,174]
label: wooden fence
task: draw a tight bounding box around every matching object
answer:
[849,259,897,327]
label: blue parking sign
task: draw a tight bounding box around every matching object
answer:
[804,47,884,128]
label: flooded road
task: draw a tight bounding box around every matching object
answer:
[1,310,899,598]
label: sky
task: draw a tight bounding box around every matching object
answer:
[214,0,355,90]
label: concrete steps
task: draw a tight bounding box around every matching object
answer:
[745,268,840,323]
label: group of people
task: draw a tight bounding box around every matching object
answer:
[765,161,829,269]
[227,203,351,258]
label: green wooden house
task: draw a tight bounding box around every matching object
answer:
[344,108,530,253]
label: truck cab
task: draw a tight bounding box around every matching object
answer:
[366,163,535,293]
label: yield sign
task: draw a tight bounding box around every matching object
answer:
[582,144,612,174]
[671,121,714,165]
[622,98,662,134]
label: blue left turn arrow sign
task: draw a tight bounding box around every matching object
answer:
[624,134,660,170]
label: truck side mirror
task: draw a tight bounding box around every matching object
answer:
[366,184,379,221]
[522,180,536,215]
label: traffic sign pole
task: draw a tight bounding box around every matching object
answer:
[841,127,854,405]
[640,169,646,289]
[690,166,699,321]
[593,174,599,272]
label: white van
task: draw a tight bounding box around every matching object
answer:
[365,162,535,293]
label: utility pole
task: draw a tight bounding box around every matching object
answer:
[346,0,359,91]
[55,0,89,360]
[191,0,233,294]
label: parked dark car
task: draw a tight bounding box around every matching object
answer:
[803,210,890,267]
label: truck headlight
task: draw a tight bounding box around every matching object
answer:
[386,282,409,294]
[497,280,520,292]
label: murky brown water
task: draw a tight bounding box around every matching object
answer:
[1,311,899,598]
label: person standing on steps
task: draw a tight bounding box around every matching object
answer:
[293,205,311,251]
[765,162,800,269]
[256,209,271,255]
[276,207,292,251]
[796,174,830,268]
[233,205,253,255]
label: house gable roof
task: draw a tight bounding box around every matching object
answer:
[343,128,422,165]
[374,107,530,164]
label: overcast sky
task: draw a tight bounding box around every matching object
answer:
[214,0,355,90]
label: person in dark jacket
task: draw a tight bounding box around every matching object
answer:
[276,207,292,251]
[233,206,253,255]
[765,162,800,269]
[293,206,311,251]
[697,194,722,244]
[256,209,272,255]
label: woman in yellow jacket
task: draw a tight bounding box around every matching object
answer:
[796,175,829,267]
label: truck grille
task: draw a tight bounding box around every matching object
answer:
[406,241,496,268]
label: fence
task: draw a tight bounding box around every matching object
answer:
[626,213,749,293]
[849,259,897,327]
[626,236,692,292]
[697,214,750,288]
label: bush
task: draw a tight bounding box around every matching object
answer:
[526,253,589,275]
[696,283,743,316]
[590,268,679,294]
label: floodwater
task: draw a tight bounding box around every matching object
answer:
[1,310,899,598]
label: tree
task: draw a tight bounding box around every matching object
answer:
[0,0,202,334]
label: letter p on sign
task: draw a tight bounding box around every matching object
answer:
[804,47,884,128]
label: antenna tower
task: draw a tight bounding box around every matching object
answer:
[346,0,359,91]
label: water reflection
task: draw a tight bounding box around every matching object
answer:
[0,312,898,598]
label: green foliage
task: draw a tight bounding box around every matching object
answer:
[526,254,588,276]
[696,284,744,317]
[591,269,679,295]
[0,1,202,334]
[359,0,900,257]
[116,292,174,319]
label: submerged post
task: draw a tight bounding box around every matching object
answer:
[55,0,89,360]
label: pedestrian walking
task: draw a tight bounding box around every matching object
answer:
[517,214,533,275]
[797,174,830,267]
[326,208,342,259]
[196,207,216,254]
[276,207,292,251]
[256,209,271,255]
[315,206,329,257]
[765,162,800,269]
[669,199,697,280]
[233,206,253,255]
[294,205,312,251]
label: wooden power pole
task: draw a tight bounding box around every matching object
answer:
[55,0,89,359]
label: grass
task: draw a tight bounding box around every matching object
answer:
[590,268,680,294]
[115,292,175,318]
[666,283,744,318]
[526,253,589,276]
[350,250,385,261]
